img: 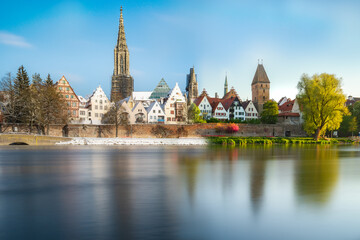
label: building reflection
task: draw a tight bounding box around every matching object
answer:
[295,145,339,205]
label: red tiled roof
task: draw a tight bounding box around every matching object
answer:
[278,99,295,112]
[221,97,235,111]
[193,95,205,106]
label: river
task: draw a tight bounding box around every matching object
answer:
[0,145,359,240]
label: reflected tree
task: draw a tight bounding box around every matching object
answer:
[295,146,339,205]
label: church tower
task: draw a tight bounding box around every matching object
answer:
[251,62,270,113]
[186,67,198,104]
[111,7,134,102]
[224,75,228,97]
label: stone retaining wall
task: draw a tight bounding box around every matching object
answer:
[0,123,307,138]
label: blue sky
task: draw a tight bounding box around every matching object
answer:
[1,0,360,100]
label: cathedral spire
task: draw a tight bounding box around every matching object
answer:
[111,6,134,102]
[117,6,127,49]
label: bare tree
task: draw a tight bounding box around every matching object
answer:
[102,102,129,137]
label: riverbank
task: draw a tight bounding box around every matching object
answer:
[208,136,358,145]
[56,137,208,145]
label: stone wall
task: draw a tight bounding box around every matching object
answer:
[0,123,307,138]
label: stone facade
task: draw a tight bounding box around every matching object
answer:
[186,67,198,104]
[111,7,134,102]
[251,63,270,113]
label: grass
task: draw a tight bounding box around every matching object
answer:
[207,136,356,145]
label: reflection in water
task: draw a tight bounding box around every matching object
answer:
[249,146,268,214]
[296,146,339,205]
[0,146,359,240]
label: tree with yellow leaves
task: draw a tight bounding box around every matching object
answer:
[297,73,348,141]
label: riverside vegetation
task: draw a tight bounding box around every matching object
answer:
[207,136,357,145]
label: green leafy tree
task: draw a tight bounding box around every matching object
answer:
[349,116,357,137]
[352,101,360,130]
[260,100,278,124]
[297,73,348,141]
[188,103,205,123]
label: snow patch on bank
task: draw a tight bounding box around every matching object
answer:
[56,138,208,146]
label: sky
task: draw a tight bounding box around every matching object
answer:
[1,0,360,101]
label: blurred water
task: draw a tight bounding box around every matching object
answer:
[0,145,360,240]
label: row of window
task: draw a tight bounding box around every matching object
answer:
[246,113,258,116]
[94,105,108,110]
[95,99,107,104]
[67,102,77,107]
[216,113,226,116]
[59,87,70,91]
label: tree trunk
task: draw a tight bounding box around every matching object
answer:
[314,128,321,141]
[115,123,118,138]
[46,124,49,135]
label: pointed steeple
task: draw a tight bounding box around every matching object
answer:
[117,6,128,49]
[224,74,228,97]
[252,63,270,85]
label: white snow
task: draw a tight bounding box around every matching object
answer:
[56,138,208,146]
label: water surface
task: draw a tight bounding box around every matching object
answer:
[0,145,359,240]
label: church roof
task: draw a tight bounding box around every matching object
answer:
[222,87,239,100]
[150,78,171,99]
[252,64,270,85]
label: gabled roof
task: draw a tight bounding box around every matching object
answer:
[252,64,270,85]
[222,87,239,100]
[278,99,295,113]
[221,97,235,111]
[193,95,205,106]
[241,100,251,110]
[150,78,171,99]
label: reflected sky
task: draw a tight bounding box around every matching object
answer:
[0,145,360,240]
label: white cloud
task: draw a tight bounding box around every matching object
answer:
[0,31,33,48]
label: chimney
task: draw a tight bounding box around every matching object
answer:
[215,92,219,99]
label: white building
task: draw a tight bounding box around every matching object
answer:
[242,100,259,120]
[163,83,187,124]
[132,102,148,123]
[211,101,228,120]
[194,91,213,120]
[87,86,111,124]
[146,101,166,124]
[78,96,90,123]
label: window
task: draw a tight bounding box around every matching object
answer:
[171,110,174,114]
[67,102,70,106]
[100,106,103,110]
[71,95,74,99]
[63,81,65,84]
[65,95,69,98]
[158,110,161,113]
[100,113,103,117]
[150,116,153,119]
[95,100,98,103]
[72,110,76,116]
[153,110,155,113]
[59,87,62,90]
[95,113,98,117]
[80,111,85,115]
[72,102,77,107]
[95,105,98,110]
[88,112,91,116]
[167,117,171,121]
[105,100,107,103]
[172,118,175,121]
[100,100,103,104]
[104,106,108,110]
[66,87,70,91]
